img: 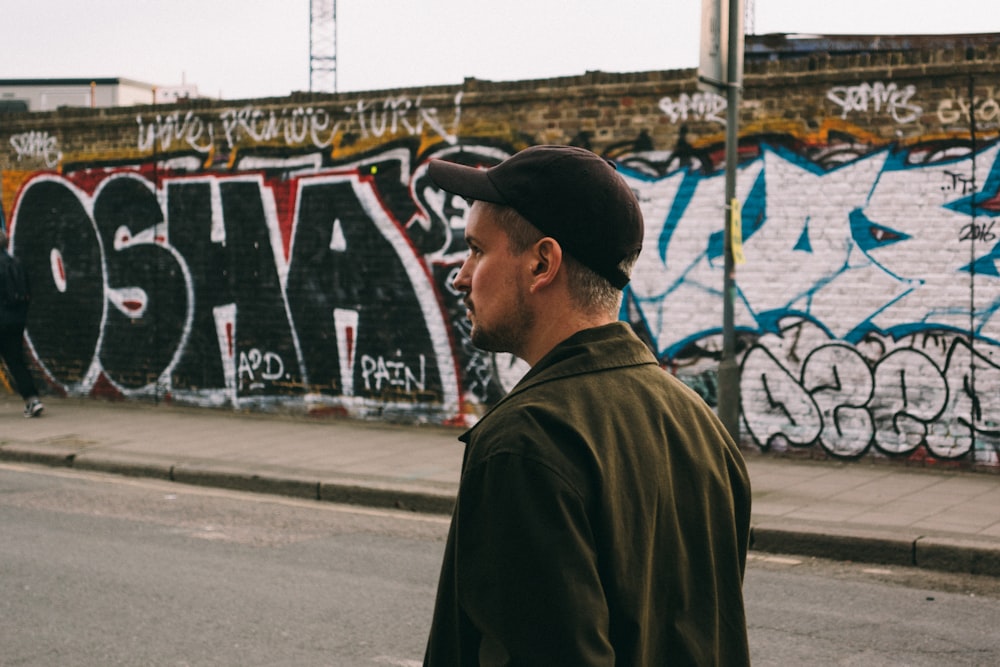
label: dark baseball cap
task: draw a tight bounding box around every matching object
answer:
[427,145,643,289]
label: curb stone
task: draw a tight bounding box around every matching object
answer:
[915,536,1000,577]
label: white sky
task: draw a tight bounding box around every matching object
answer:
[2,0,997,100]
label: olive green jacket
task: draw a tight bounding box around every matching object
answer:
[425,322,751,666]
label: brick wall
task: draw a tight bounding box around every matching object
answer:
[2,38,999,468]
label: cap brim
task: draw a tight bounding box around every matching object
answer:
[427,159,506,204]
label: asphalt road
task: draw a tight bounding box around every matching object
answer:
[2,463,999,666]
[1,463,447,666]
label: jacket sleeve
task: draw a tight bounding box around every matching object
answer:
[455,450,615,666]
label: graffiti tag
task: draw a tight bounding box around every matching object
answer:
[344,92,462,144]
[238,348,286,389]
[826,81,922,123]
[937,96,1000,125]
[658,92,727,125]
[137,111,215,153]
[10,130,62,168]
[220,106,343,149]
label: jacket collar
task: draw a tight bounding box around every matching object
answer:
[461,322,657,441]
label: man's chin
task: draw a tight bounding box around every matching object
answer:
[470,328,496,353]
[471,329,513,355]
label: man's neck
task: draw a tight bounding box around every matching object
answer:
[520,307,616,367]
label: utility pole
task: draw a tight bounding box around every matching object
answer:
[718,0,745,441]
[309,0,338,93]
[698,0,745,440]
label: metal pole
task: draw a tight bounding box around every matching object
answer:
[968,73,978,464]
[717,0,744,440]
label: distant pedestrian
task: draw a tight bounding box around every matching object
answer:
[423,145,751,666]
[0,228,44,418]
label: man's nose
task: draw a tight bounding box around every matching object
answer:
[452,260,471,292]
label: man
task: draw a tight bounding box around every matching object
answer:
[423,145,750,666]
[0,228,44,418]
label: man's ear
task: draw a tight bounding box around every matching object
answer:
[529,237,563,292]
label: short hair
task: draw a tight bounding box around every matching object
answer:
[484,202,631,317]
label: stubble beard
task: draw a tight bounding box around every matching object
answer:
[467,293,533,357]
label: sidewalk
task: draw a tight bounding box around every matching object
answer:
[2,394,999,577]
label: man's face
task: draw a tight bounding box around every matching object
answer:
[452,202,534,357]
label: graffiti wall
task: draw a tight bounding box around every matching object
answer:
[623,132,1000,468]
[2,46,999,467]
